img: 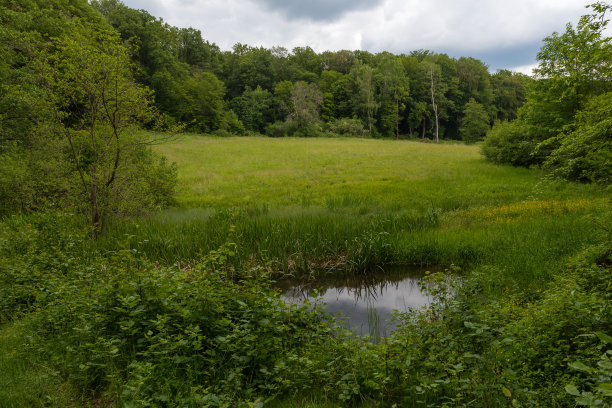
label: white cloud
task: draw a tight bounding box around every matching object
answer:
[510,63,539,76]
[120,0,589,70]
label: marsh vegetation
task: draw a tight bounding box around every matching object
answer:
[1,0,611,407]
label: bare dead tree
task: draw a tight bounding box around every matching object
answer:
[430,68,439,143]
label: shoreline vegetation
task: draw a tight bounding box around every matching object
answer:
[1,0,611,406]
[2,137,611,407]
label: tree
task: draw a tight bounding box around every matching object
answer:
[544,91,612,183]
[482,1,612,183]
[230,86,274,133]
[272,80,294,121]
[177,71,227,132]
[429,65,441,143]
[528,1,612,142]
[401,55,430,138]
[40,21,175,235]
[460,99,490,143]
[491,70,530,121]
[377,54,409,138]
[318,71,356,120]
[535,1,612,102]
[351,62,378,135]
[286,81,323,136]
[288,46,322,82]
[482,120,538,167]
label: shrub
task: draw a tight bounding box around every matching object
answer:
[482,120,539,167]
[22,230,332,406]
[0,211,94,321]
[544,92,612,184]
[328,118,367,137]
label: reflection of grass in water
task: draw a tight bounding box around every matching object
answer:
[367,302,381,343]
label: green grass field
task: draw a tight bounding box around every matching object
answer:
[3,135,611,407]
[159,135,542,209]
[101,135,610,289]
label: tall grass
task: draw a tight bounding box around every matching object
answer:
[99,135,611,291]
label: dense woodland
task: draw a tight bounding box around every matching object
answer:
[0,0,536,219]
[1,1,611,407]
[92,0,531,140]
[2,0,610,223]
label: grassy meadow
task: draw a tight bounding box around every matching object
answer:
[103,134,610,289]
[2,134,611,407]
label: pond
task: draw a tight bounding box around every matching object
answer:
[276,265,441,340]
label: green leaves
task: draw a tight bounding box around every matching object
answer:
[460,98,490,144]
[569,361,594,373]
[566,384,581,396]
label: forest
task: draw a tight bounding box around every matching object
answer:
[0,0,611,407]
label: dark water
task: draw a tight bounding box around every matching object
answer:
[276,266,440,339]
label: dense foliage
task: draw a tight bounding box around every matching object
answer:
[0,0,536,222]
[483,2,612,185]
[1,212,610,406]
[88,0,529,141]
[1,1,611,407]
[0,0,177,227]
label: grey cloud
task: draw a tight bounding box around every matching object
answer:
[449,42,543,72]
[253,0,384,21]
[475,44,542,72]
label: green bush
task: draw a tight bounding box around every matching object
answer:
[20,228,332,406]
[482,120,539,167]
[328,118,367,137]
[0,211,94,321]
[544,92,612,184]
[385,243,612,406]
[4,211,611,406]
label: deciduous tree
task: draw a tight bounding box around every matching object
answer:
[40,21,175,235]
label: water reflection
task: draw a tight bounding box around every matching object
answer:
[276,265,439,339]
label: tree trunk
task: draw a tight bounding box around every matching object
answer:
[421,119,426,139]
[395,98,399,139]
[91,184,101,238]
[430,69,439,143]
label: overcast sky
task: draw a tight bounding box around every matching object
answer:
[121,0,590,74]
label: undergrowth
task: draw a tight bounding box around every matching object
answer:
[1,211,611,407]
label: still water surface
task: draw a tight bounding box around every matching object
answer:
[276,266,439,339]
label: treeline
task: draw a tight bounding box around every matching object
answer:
[90,0,530,140]
[0,0,531,222]
[483,2,612,184]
